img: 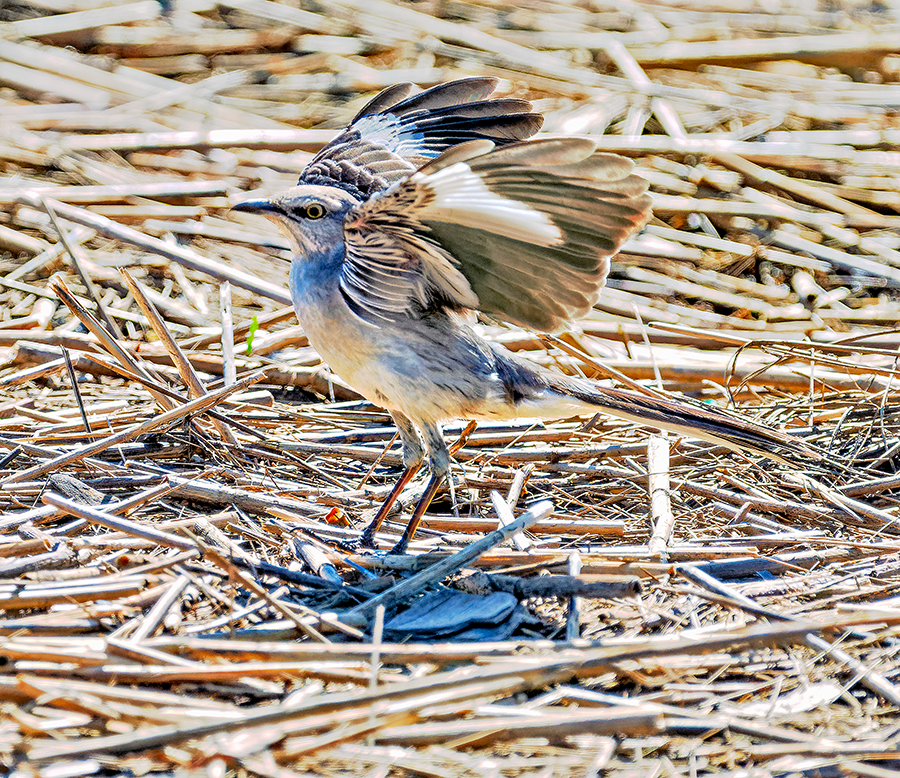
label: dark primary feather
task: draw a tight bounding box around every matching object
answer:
[338,137,652,332]
[349,82,414,123]
[357,78,497,119]
[298,77,542,201]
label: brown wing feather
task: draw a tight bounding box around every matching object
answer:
[414,138,651,331]
[339,138,651,331]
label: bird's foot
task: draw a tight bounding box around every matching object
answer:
[336,528,379,553]
[387,537,409,555]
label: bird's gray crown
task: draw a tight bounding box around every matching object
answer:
[269,184,361,221]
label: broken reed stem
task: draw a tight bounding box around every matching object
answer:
[41,492,198,551]
[121,268,239,448]
[495,481,534,553]
[42,197,123,340]
[566,550,583,641]
[50,276,176,410]
[220,280,237,386]
[647,434,674,559]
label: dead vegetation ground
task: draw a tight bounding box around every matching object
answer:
[1,0,900,776]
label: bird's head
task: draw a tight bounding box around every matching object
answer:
[232,185,360,259]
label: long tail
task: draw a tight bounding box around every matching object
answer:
[548,375,824,465]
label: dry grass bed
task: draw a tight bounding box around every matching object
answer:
[1,0,900,775]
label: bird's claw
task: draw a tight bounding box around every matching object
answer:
[358,528,378,549]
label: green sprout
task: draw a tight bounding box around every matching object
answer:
[246,316,259,355]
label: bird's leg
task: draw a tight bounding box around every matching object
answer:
[358,412,423,548]
[389,421,450,555]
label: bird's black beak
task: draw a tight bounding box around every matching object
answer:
[231,198,279,214]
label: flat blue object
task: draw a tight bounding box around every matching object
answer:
[234,78,816,552]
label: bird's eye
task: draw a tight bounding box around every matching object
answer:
[302,203,326,220]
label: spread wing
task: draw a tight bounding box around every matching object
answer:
[338,138,652,332]
[298,77,542,201]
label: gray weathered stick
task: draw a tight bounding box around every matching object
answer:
[344,499,553,622]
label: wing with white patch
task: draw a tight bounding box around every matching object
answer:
[298,78,542,201]
[339,138,652,332]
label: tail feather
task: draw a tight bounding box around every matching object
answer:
[550,376,822,464]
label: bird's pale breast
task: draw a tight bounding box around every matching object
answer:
[289,254,542,425]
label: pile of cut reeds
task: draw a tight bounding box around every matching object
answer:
[2,1,900,775]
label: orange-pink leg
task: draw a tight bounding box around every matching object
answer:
[388,420,478,554]
[359,462,421,548]
[358,412,423,548]
[366,418,477,553]
[389,472,443,555]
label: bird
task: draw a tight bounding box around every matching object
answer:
[234,77,819,553]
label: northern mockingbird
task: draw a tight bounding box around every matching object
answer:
[235,77,816,552]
